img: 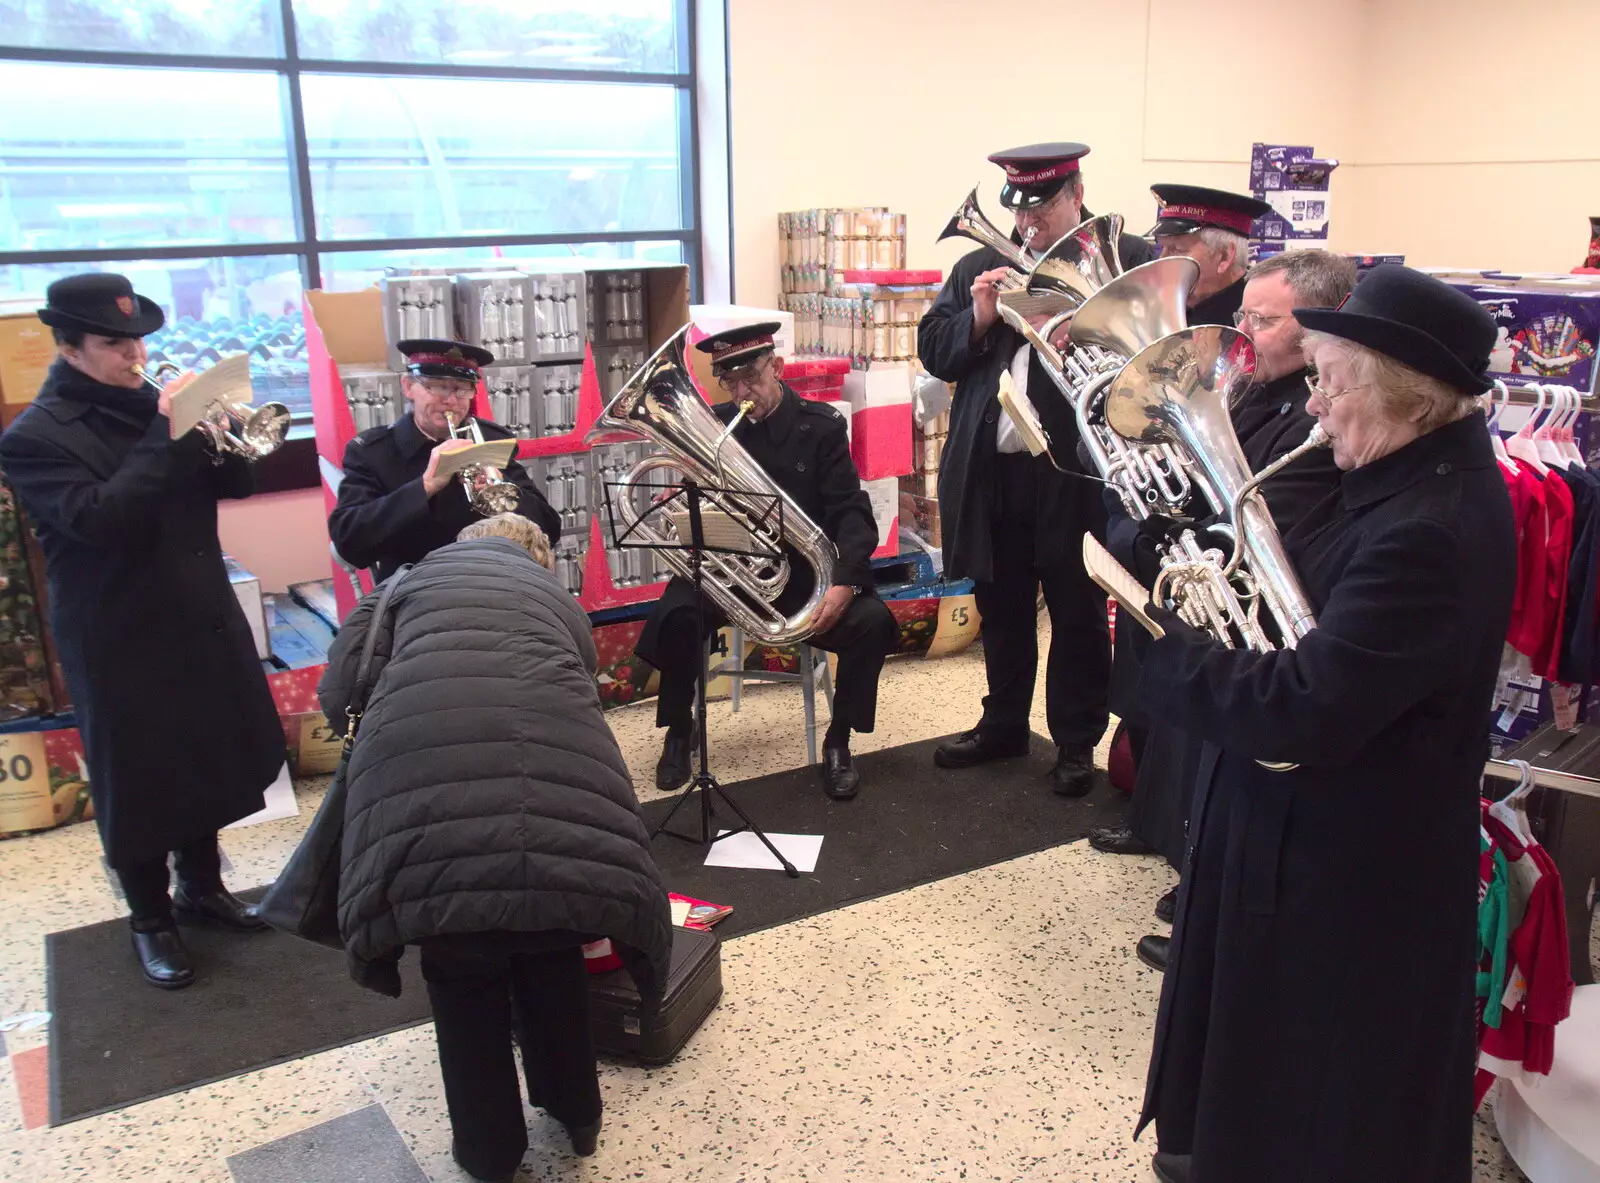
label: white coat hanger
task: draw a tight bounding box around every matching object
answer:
[1507,384,1551,474]
[1534,385,1569,467]
[1489,381,1518,473]
[1489,758,1539,847]
[1555,384,1586,466]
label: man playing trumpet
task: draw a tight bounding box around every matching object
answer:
[329,338,560,583]
[0,273,285,988]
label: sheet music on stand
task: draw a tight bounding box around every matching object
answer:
[661,507,765,557]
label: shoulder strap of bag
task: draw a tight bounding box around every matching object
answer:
[345,563,412,740]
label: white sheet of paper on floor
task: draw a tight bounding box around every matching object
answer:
[703,830,823,873]
[224,761,300,830]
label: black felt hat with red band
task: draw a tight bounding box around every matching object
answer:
[988,142,1089,211]
[397,338,495,383]
[38,273,164,338]
[694,321,783,375]
[1148,184,1274,238]
[1295,265,1497,396]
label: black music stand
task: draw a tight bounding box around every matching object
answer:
[600,474,801,878]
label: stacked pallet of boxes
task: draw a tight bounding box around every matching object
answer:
[305,261,691,622]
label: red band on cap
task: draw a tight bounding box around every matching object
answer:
[1160,203,1257,235]
[711,334,773,359]
[408,352,481,372]
[1000,160,1081,186]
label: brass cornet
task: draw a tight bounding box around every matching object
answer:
[134,360,290,462]
[444,412,520,517]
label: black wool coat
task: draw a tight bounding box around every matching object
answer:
[319,537,672,999]
[328,414,562,584]
[635,385,879,664]
[0,359,283,866]
[1133,413,1515,1183]
[917,225,1154,582]
[1125,367,1342,863]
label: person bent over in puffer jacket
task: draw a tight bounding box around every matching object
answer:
[318,511,672,1181]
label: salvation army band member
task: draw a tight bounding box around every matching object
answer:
[917,142,1153,795]
[1149,184,1275,327]
[1132,267,1514,1183]
[634,324,896,802]
[328,339,561,583]
[0,273,284,989]
[1091,250,1355,970]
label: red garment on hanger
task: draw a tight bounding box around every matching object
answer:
[1533,474,1574,679]
[1502,464,1549,659]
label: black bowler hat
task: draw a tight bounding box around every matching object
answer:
[37,272,164,338]
[988,142,1090,210]
[1148,184,1273,238]
[694,321,782,375]
[397,338,494,383]
[1295,265,1497,396]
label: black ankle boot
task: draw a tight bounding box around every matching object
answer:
[130,921,195,989]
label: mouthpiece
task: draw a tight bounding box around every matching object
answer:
[738,399,755,414]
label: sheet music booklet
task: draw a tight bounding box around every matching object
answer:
[166,353,253,440]
[432,437,517,477]
[1082,533,1166,639]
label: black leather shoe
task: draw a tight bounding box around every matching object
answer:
[566,1116,602,1156]
[1155,885,1178,924]
[1050,744,1096,797]
[656,730,693,791]
[131,924,195,989]
[933,727,1029,769]
[1136,934,1170,973]
[450,1138,516,1181]
[1152,1151,1193,1183]
[1088,824,1154,855]
[173,885,267,931]
[821,746,860,800]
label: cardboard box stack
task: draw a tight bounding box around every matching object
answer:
[1427,271,1600,396]
[779,207,907,297]
[901,397,950,550]
[1249,143,1338,263]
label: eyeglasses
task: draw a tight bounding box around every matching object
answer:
[1232,310,1288,331]
[717,357,770,393]
[1303,372,1370,406]
[1014,188,1071,220]
[417,381,475,401]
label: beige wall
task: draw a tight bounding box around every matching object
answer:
[724,0,1596,302]
[218,488,331,594]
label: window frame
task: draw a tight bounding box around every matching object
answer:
[0,0,703,432]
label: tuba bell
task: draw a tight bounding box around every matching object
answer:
[585,327,837,645]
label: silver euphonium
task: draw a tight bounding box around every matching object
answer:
[444,412,521,517]
[584,326,837,645]
[135,360,290,461]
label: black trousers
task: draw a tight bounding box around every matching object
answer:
[115,832,223,925]
[420,938,602,1180]
[649,591,896,739]
[973,454,1110,749]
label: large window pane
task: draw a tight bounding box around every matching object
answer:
[0,65,299,253]
[301,74,683,242]
[0,257,311,418]
[293,0,679,73]
[317,239,684,291]
[0,0,283,57]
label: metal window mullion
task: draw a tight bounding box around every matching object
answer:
[278,0,322,292]
[681,0,702,303]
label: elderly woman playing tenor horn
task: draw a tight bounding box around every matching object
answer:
[1132,266,1514,1183]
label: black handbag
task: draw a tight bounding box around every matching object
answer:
[258,566,411,949]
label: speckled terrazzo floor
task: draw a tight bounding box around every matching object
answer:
[0,622,1536,1181]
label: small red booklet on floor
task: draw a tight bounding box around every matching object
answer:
[669,893,732,930]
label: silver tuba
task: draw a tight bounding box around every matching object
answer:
[585,326,837,645]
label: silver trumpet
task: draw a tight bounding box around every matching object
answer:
[585,326,836,645]
[134,360,290,461]
[444,412,521,516]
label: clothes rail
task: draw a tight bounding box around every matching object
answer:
[1496,381,1599,414]
[1484,758,1600,801]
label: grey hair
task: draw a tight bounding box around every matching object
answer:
[1247,249,1358,310]
[456,512,555,571]
[1198,227,1250,274]
[1302,332,1475,433]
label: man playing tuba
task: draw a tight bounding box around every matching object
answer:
[634,324,896,801]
